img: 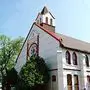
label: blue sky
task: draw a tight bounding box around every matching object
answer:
[0,0,90,42]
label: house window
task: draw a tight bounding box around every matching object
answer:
[52,75,56,82]
[67,74,72,90]
[66,51,71,64]
[37,20,39,24]
[50,18,53,25]
[74,75,79,90]
[87,75,90,84]
[72,52,77,65]
[85,55,89,67]
[46,17,48,24]
[40,18,42,24]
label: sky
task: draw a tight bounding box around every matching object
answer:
[0,0,90,42]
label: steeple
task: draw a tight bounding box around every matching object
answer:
[41,6,49,14]
[35,6,55,32]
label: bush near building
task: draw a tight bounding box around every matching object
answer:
[17,56,50,90]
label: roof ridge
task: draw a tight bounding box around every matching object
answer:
[56,33,90,44]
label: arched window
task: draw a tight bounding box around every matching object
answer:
[72,52,77,65]
[87,75,90,84]
[85,55,89,67]
[40,18,42,24]
[74,75,79,90]
[52,75,56,82]
[66,51,71,64]
[46,17,48,24]
[50,18,53,25]
[67,74,72,90]
[37,20,39,24]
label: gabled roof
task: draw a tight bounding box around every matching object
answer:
[56,33,90,53]
[35,23,61,41]
[37,24,90,53]
[35,6,55,21]
[16,22,90,63]
[35,23,90,53]
[41,6,49,14]
[41,6,55,19]
[15,23,61,63]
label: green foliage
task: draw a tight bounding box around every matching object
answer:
[0,35,24,89]
[19,56,49,89]
[35,56,50,83]
[0,35,24,71]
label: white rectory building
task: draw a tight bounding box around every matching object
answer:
[15,6,90,90]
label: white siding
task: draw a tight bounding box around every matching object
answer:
[61,48,90,90]
[15,23,90,90]
[62,49,81,70]
[15,42,27,72]
[15,24,60,90]
[31,25,59,70]
[42,13,55,26]
[15,24,59,72]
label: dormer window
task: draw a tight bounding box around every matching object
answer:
[50,18,53,25]
[46,17,48,24]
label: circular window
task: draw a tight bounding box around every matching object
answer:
[29,43,38,57]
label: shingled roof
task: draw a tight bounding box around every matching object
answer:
[36,22,90,53]
[15,22,90,63]
[56,33,90,53]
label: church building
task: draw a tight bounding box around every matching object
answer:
[15,6,90,90]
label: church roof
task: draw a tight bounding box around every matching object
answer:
[35,23,90,53]
[35,23,61,41]
[16,23,90,63]
[56,33,90,53]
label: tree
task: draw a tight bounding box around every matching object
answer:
[0,35,24,89]
[19,56,49,90]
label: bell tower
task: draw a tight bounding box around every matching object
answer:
[35,6,55,32]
